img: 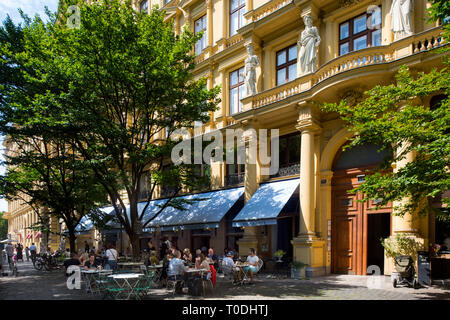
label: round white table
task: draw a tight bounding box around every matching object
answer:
[107,273,144,300]
[80,269,112,294]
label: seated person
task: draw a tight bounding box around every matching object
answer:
[183,248,193,263]
[207,248,219,269]
[160,251,173,285]
[168,250,189,293]
[222,251,239,282]
[63,252,81,277]
[84,253,102,270]
[149,251,159,265]
[238,248,259,284]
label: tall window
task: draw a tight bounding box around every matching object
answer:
[139,0,148,13]
[278,133,301,167]
[339,7,382,55]
[195,15,207,54]
[229,67,244,114]
[230,0,245,36]
[276,45,297,86]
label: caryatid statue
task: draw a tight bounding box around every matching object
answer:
[243,44,260,97]
[298,15,321,75]
[390,0,414,40]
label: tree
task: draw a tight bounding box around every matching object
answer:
[14,0,220,257]
[0,212,8,239]
[0,14,108,252]
[320,1,449,220]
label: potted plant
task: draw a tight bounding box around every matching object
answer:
[273,250,286,262]
[289,261,307,279]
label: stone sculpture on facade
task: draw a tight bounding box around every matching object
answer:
[243,44,260,97]
[390,0,414,40]
[298,15,321,75]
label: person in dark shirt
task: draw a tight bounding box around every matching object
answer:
[84,253,102,270]
[64,253,80,277]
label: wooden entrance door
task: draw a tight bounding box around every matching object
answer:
[331,167,391,275]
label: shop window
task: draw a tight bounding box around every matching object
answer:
[276,45,297,86]
[339,6,382,56]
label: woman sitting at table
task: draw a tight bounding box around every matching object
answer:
[195,254,211,272]
[84,253,102,270]
[183,248,192,262]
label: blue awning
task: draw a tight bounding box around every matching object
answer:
[146,187,244,231]
[232,178,299,227]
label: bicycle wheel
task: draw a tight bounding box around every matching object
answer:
[34,258,44,271]
[43,261,51,271]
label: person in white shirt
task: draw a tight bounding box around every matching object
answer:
[105,244,118,270]
[239,248,259,284]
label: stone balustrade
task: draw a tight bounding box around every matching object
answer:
[241,27,445,111]
[246,0,293,23]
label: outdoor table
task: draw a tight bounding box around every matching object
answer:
[235,263,250,284]
[107,273,144,300]
[80,268,112,294]
[147,264,163,285]
[117,262,144,272]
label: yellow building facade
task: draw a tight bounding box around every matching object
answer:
[135,0,445,276]
[4,0,446,276]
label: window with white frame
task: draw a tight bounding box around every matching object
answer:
[230,0,245,36]
[339,6,382,55]
[229,67,244,114]
[195,15,207,54]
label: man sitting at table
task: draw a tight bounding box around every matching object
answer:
[84,253,102,270]
[222,251,239,283]
[168,250,189,293]
[238,248,259,284]
[64,252,80,278]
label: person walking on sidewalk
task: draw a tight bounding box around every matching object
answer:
[25,246,30,262]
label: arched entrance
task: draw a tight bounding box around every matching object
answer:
[330,143,392,275]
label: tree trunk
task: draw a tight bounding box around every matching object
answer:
[130,232,141,261]
[68,229,77,253]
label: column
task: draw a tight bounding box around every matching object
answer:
[237,121,260,256]
[206,0,213,49]
[384,98,426,275]
[292,101,326,277]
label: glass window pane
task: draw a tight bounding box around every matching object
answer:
[140,0,148,13]
[230,0,239,11]
[230,71,238,86]
[277,68,286,85]
[288,135,301,164]
[279,138,287,166]
[230,13,238,36]
[288,64,297,81]
[288,46,297,61]
[239,8,245,29]
[238,86,243,112]
[372,29,381,47]
[354,35,367,51]
[340,42,349,55]
[239,0,246,7]
[230,88,238,114]
[238,67,244,83]
[354,15,367,34]
[277,51,286,66]
[340,22,349,40]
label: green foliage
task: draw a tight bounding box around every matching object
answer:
[289,261,308,269]
[0,212,8,239]
[274,250,286,257]
[0,0,221,255]
[381,234,424,262]
[320,1,450,221]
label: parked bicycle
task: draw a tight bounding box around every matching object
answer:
[34,250,63,271]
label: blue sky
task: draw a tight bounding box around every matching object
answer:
[0,1,59,212]
[0,1,59,25]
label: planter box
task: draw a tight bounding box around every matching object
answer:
[290,267,306,279]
